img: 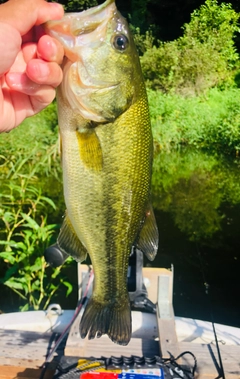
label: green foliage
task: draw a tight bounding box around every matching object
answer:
[0,0,97,11]
[64,0,97,11]
[132,27,156,55]
[0,104,71,311]
[148,87,240,154]
[0,102,64,211]
[40,101,59,132]
[141,0,240,94]
[50,0,97,11]
[130,0,149,31]
[0,180,72,310]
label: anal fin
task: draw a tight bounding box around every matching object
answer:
[136,203,158,261]
[57,213,88,263]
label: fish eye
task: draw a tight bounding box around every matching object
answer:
[112,34,129,51]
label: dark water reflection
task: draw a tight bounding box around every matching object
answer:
[149,148,240,327]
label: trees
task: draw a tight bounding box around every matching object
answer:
[0,0,239,47]
[140,0,240,94]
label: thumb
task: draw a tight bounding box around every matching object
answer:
[0,0,64,36]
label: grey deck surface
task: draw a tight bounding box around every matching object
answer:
[1,328,240,378]
[0,329,63,368]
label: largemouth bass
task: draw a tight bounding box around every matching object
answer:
[45,0,158,345]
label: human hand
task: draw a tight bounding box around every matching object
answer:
[0,0,64,133]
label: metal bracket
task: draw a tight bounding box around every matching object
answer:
[157,264,174,319]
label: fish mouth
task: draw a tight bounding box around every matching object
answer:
[45,0,123,122]
[44,0,117,50]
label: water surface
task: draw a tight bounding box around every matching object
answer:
[150,148,240,327]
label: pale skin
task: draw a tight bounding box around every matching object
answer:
[0,0,65,133]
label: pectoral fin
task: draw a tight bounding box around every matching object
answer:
[57,213,88,263]
[76,129,103,171]
[136,204,158,261]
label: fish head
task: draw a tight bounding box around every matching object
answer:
[45,0,141,123]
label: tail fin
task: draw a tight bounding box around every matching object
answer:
[80,297,132,345]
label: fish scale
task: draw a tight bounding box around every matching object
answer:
[45,0,158,345]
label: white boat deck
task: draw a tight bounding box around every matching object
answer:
[0,266,239,379]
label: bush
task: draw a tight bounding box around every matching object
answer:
[148,87,240,154]
[141,0,240,94]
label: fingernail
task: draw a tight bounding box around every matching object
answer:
[48,39,58,60]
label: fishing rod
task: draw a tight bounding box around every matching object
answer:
[39,267,94,379]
